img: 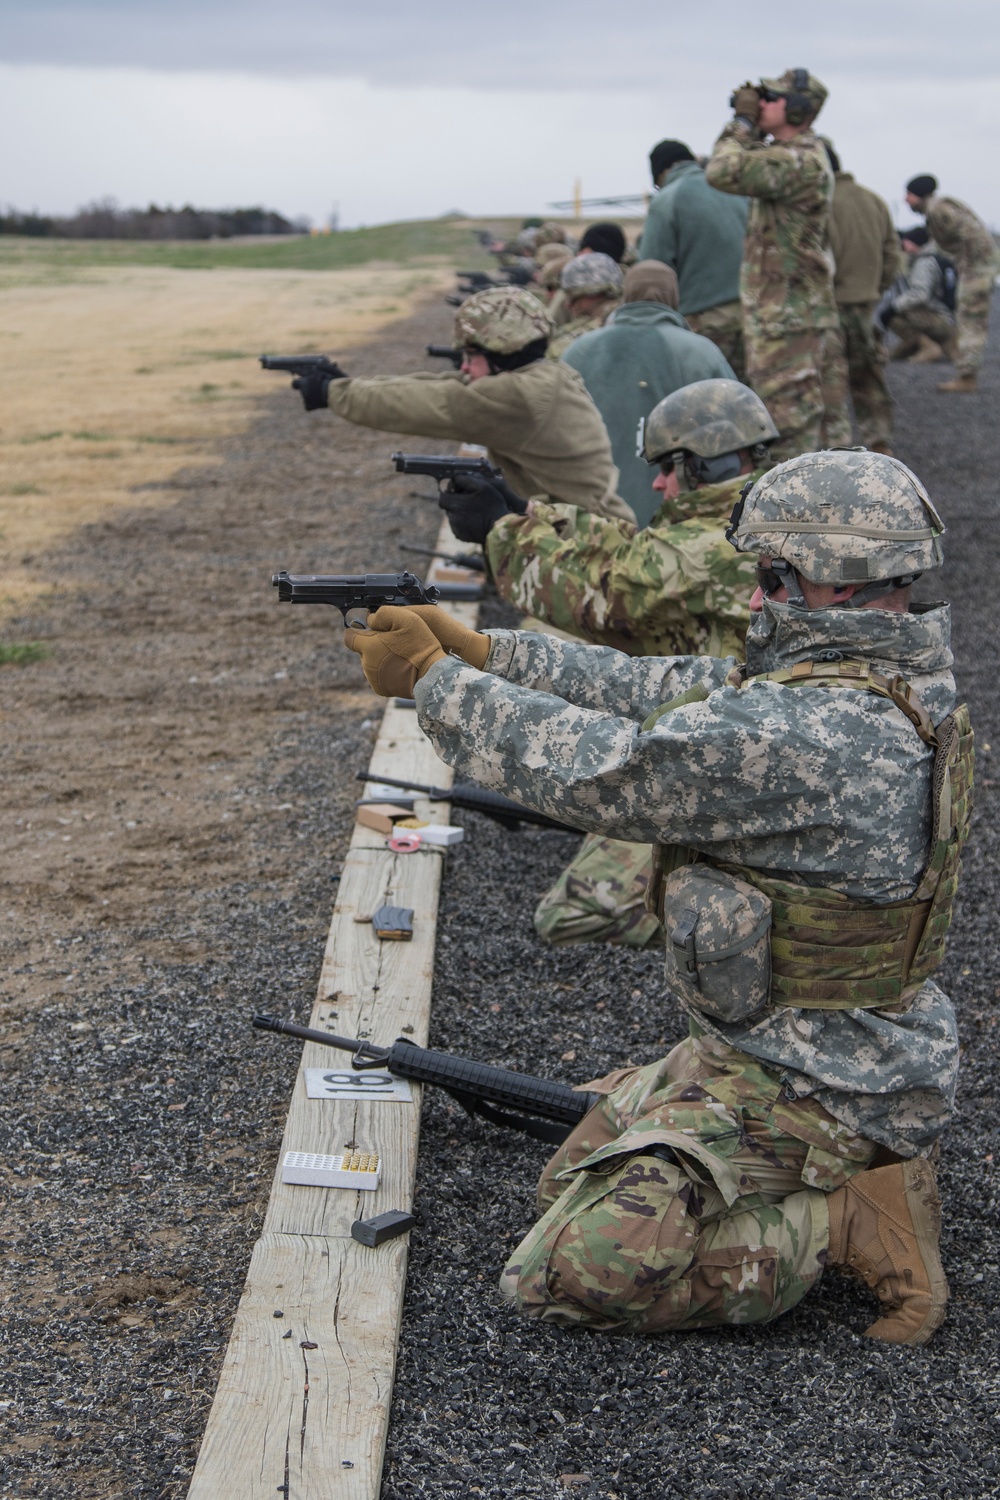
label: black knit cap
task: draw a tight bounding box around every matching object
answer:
[906,174,938,199]
[580,222,627,263]
[649,139,695,183]
[900,225,930,246]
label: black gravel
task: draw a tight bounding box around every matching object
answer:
[2,296,999,1499]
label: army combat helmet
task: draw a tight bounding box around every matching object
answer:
[758,68,828,124]
[728,449,945,608]
[453,286,554,371]
[641,378,778,487]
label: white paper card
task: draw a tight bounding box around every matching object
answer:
[305,1068,413,1102]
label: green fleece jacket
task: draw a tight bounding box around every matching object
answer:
[637,160,748,316]
[561,302,736,528]
[829,172,902,305]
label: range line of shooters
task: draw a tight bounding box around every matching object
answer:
[247,65,988,1346]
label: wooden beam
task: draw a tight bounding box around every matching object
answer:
[188,526,479,1499]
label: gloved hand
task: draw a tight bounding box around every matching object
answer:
[292,363,347,411]
[439,472,528,545]
[729,82,761,127]
[343,626,419,698]
[364,607,450,681]
[402,605,492,669]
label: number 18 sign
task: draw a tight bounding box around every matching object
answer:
[305,1068,414,1103]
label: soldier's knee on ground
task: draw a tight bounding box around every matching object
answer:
[533,835,664,950]
[501,1153,698,1329]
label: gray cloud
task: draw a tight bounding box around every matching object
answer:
[2,1,999,86]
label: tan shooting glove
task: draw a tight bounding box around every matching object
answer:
[399,605,492,669]
[729,82,761,127]
[343,626,420,699]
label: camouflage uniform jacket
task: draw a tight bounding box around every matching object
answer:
[546,299,621,360]
[485,471,763,659]
[924,194,998,275]
[327,363,633,521]
[415,601,961,1154]
[705,122,838,336]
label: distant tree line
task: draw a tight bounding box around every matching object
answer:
[0,198,306,239]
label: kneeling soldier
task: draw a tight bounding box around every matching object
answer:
[283,285,633,521]
[346,449,966,1343]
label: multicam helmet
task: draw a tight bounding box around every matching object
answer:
[758,68,828,123]
[729,449,945,594]
[453,286,554,354]
[643,378,778,463]
[534,221,568,248]
[560,252,624,299]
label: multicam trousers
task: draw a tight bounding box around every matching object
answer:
[953,265,996,377]
[501,1032,876,1331]
[533,834,662,949]
[745,324,852,462]
[685,300,745,382]
[838,302,893,449]
[890,305,955,356]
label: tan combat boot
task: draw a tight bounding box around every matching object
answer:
[938,374,978,393]
[911,335,947,363]
[889,338,920,361]
[826,1158,947,1345]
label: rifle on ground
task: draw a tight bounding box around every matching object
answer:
[399,543,485,574]
[354,771,576,833]
[259,354,341,378]
[392,452,502,493]
[426,344,464,368]
[272,570,481,620]
[252,1014,598,1143]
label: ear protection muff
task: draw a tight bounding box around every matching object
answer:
[784,68,812,126]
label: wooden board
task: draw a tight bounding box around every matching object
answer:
[188,1234,406,1499]
[188,524,480,1499]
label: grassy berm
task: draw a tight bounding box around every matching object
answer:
[1,293,999,1499]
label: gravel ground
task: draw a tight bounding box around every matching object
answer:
[381,315,1000,1500]
[3,295,999,1499]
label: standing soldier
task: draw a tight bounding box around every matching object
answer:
[345,450,965,1345]
[559,262,737,525]
[905,174,999,393]
[706,69,852,459]
[276,285,634,522]
[638,139,749,379]
[824,140,903,454]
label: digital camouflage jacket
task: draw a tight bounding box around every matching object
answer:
[706,122,838,337]
[415,600,962,1153]
[485,471,763,659]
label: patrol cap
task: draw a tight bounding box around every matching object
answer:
[560,252,624,299]
[729,449,945,584]
[643,379,778,463]
[453,286,554,354]
[759,68,828,121]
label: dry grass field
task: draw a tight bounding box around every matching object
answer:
[0,245,456,618]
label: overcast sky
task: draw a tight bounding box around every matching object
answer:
[2,1,998,228]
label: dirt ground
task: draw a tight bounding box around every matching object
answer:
[0,259,449,614]
[0,293,453,1497]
